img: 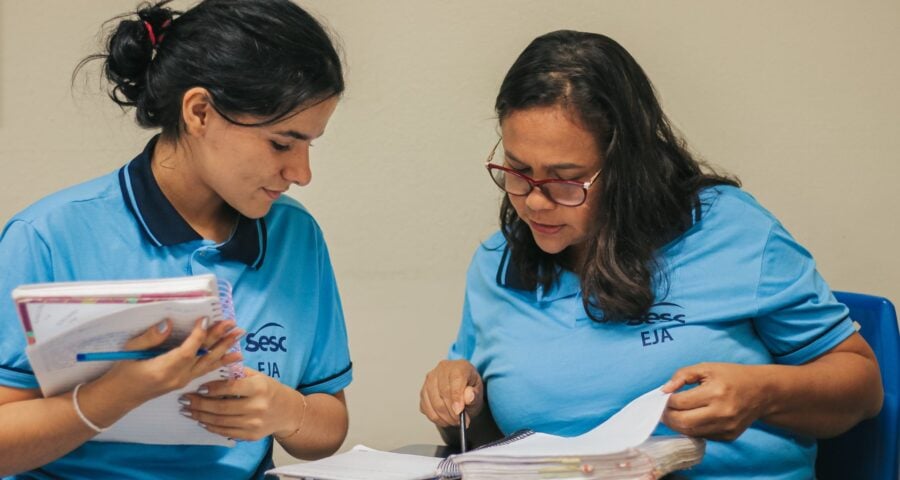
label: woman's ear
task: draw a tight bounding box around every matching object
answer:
[181,87,214,137]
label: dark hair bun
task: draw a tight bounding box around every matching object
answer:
[104,2,175,122]
[77,0,343,135]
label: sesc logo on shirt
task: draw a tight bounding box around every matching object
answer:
[244,322,287,378]
[625,302,688,347]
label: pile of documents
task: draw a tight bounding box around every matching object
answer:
[449,388,704,479]
[268,386,704,480]
[450,435,704,479]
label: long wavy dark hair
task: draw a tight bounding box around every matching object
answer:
[496,30,739,322]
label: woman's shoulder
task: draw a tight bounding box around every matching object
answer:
[465,230,509,278]
[698,185,780,231]
[266,195,325,238]
[8,170,122,229]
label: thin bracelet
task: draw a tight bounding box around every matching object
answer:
[72,383,108,433]
[275,394,308,441]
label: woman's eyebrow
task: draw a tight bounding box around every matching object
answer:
[505,149,587,170]
[273,129,325,141]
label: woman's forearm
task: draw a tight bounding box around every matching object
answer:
[0,379,141,476]
[758,336,882,438]
[276,389,348,460]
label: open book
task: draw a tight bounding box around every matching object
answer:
[12,274,243,446]
[267,386,705,480]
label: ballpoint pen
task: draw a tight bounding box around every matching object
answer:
[459,410,467,453]
[76,348,208,362]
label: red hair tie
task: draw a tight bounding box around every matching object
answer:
[143,19,172,48]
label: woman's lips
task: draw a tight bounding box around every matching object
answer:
[263,188,284,200]
[529,220,563,234]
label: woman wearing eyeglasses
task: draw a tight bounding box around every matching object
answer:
[419,30,882,479]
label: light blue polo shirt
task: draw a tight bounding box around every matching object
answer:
[449,186,854,480]
[0,137,352,479]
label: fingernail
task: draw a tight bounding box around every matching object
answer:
[452,402,462,415]
[198,422,207,428]
[201,317,210,330]
[197,386,209,395]
[156,321,168,333]
[178,396,191,405]
[180,409,192,418]
[465,389,475,403]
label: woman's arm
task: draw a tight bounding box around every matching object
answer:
[663,333,882,440]
[0,377,146,475]
[275,389,349,460]
[181,371,349,461]
[0,319,242,476]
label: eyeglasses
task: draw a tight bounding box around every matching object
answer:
[484,139,601,207]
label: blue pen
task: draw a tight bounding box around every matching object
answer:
[76,348,208,362]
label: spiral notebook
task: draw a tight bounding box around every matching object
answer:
[12,274,243,446]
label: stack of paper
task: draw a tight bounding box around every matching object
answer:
[267,386,704,480]
[449,388,705,479]
[450,435,703,479]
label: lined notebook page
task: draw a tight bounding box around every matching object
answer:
[26,298,223,396]
[20,287,239,446]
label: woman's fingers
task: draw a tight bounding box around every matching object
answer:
[420,360,483,427]
[192,327,244,376]
[420,386,449,427]
[123,319,172,351]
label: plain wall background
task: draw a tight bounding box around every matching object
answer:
[1,0,898,466]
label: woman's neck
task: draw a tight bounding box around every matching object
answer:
[150,137,237,243]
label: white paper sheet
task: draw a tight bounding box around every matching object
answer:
[460,386,671,458]
[267,445,442,480]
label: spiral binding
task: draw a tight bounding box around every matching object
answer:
[437,428,536,478]
[216,279,245,379]
[217,280,236,321]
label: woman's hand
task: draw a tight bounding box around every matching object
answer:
[661,362,770,441]
[179,368,306,441]
[420,359,484,427]
[97,318,245,408]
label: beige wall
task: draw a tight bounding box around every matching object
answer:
[1,0,898,466]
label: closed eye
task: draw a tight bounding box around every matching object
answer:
[270,140,290,152]
[505,163,530,175]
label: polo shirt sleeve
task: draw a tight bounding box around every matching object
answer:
[0,220,53,389]
[447,292,476,362]
[752,221,855,365]
[296,231,352,396]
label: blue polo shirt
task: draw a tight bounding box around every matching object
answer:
[449,186,854,480]
[0,137,352,479]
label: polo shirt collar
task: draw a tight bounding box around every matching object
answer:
[496,245,581,302]
[118,136,267,269]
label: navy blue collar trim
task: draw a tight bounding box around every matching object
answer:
[497,245,530,291]
[118,136,267,269]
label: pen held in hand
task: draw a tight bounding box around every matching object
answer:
[76,348,208,362]
[460,410,467,453]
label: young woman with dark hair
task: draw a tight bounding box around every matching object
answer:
[420,30,883,479]
[0,1,351,477]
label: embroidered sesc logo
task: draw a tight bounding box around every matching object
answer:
[244,322,286,378]
[245,322,287,353]
[626,302,687,347]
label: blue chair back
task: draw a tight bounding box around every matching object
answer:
[816,292,899,480]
